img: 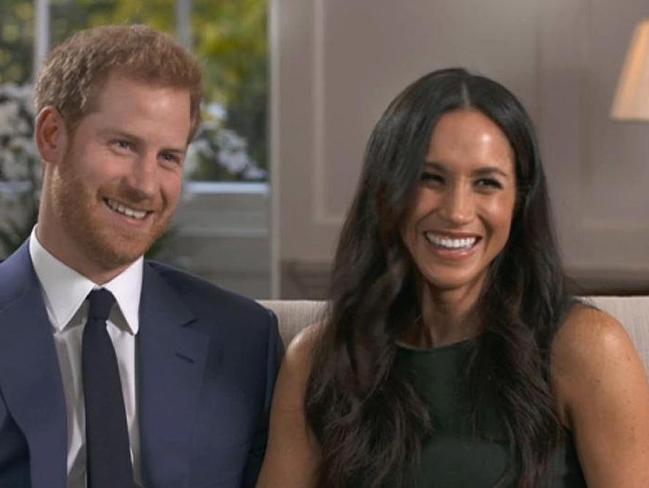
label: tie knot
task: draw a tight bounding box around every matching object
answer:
[87,289,116,321]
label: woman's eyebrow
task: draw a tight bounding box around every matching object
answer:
[422,161,447,172]
[473,166,511,178]
[423,161,510,178]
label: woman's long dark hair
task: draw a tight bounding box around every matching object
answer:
[304,68,573,487]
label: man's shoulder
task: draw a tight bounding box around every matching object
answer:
[144,259,273,325]
[0,242,34,307]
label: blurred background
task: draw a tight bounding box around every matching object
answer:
[0,0,273,297]
[1,0,649,298]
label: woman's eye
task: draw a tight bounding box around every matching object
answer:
[421,172,444,185]
[475,178,503,190]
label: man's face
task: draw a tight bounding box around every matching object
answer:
[42,75,191,281]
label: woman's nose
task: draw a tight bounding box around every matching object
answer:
[438,184,475,225]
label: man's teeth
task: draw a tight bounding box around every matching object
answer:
[105,199,147,220]
[425,233,477,250]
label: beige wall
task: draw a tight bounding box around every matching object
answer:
[271,0,649,297]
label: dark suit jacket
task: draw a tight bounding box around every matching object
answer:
[0,241,283,488]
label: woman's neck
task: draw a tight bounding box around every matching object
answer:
[405,279,485,348]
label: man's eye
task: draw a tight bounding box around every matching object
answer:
[112,140,133,151]
[161,152,181,165]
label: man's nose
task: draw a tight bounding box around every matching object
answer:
[126,153,158,199]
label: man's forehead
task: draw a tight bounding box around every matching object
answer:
[70,74,191,142]
[91,77,190,117]
[96,74,189,99]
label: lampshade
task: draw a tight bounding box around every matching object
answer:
[611,19,649,121]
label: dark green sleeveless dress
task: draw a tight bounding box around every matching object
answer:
[394,339,587,487]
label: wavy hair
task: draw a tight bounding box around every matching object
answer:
[35,24,203,141]
[304,68,573,487]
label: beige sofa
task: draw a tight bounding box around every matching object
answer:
[260,297,649,372]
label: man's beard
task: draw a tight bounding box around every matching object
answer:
[49,164,172,272]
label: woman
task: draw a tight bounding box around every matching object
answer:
[257,68,649,487]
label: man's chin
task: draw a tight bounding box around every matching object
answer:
[75,220,168,270]
[97,250,144,270]
[88,238,156,270]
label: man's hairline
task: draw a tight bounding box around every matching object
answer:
[53,71,196,143]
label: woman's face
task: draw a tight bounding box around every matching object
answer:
[401,109,517,295]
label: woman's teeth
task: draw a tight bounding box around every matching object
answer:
[105,198,147,220]
[425,233,477,250]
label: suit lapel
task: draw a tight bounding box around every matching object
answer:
[138,263,209,488]
[0,243,67,488]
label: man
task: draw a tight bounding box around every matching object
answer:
[0,25,282,488]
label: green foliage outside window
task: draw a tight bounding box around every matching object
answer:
[0,0,35,84]
[0,0,268,180]
[0,0,268,256]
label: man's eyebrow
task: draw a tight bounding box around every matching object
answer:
[162,147,187,156]
[99,127,137,139]
[99,128,187,154]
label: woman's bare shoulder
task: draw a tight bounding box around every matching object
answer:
[552,303,634,372]
[284,322,323,371]
[551,302,648,427]
[273,322,324,410]
[257,323,324,487]
[551,305,649,485]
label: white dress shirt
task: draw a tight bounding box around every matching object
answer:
[29,228,143,488]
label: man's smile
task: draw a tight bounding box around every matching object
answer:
[103,197,152,220]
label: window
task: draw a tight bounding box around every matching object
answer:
[0,0,271,297]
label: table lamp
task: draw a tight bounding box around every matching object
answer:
[611,19,649,121]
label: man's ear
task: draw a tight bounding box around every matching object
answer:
[35,106,68,166]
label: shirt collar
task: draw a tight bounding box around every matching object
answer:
[29,227,143,334]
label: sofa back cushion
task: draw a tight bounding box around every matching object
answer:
[260,297,649,373]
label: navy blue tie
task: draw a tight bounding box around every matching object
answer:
[82,289,135,488]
